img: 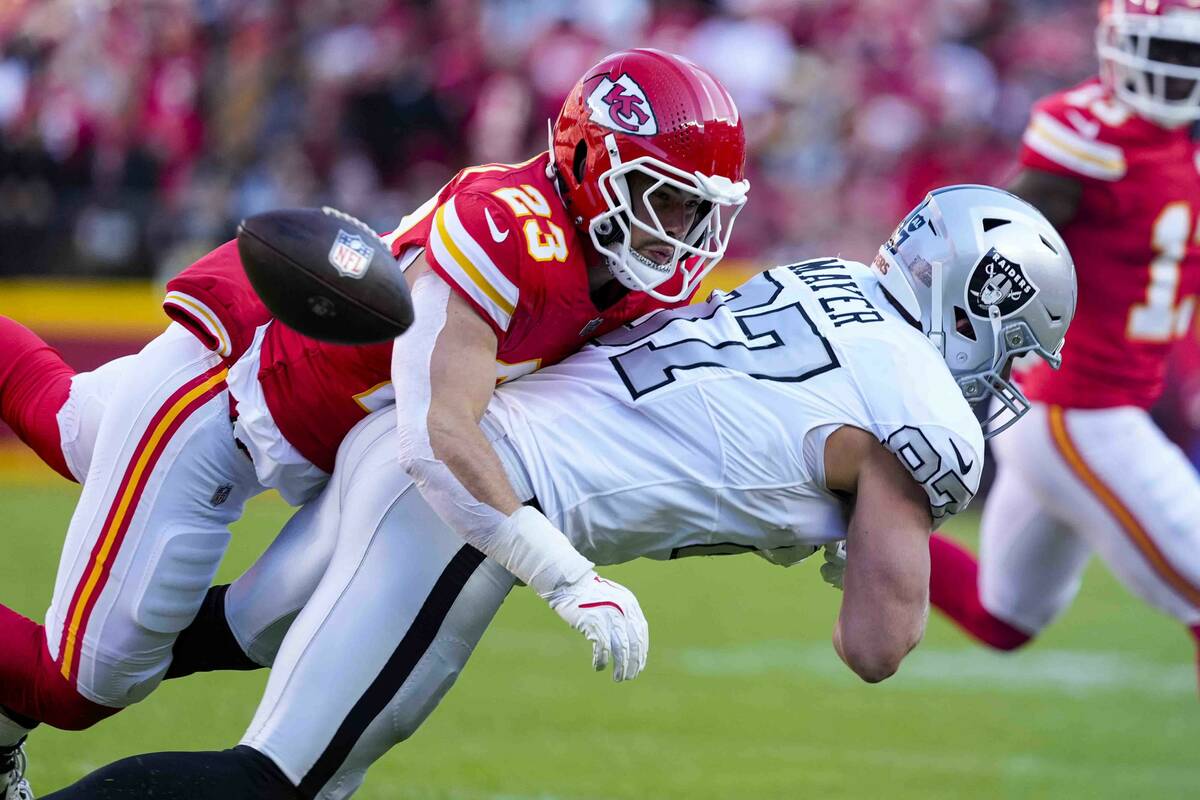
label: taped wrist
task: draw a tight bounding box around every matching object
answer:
[492,506,594,596]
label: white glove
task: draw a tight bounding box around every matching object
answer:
[820,541,847,590]
[541,570,649,682]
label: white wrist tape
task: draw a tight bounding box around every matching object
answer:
[492,506,594,596]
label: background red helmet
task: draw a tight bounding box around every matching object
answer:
[1098,0,1200,126]
[551,48,749,302]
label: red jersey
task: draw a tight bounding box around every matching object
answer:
[167,153,690,473]
[163,241,272,362]
[1017,79,1200,409]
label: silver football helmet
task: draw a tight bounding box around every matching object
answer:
[871,184,1077,438]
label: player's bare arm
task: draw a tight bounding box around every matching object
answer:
[400,254,523,515]
[825,425,933,683]
[1007,168,1083,232]
[392,256,541,530]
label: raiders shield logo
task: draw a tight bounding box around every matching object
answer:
[965,248,1039,318]
[328,229,374,279]
[586,74,658,136]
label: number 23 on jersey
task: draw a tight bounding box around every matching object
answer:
[492,185,569,263]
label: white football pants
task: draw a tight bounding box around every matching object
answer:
[980,402,1200,633]
[238,407,518,800]
[48,324,265,706]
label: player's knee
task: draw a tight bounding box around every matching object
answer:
[134,527,232,636]
[236,612,299,668]
[394,660,466,741]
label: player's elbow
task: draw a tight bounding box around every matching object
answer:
[840,637,908,684]
[850,658,898,685]
[837,606,925,684]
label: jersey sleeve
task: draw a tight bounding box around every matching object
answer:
[882,424,983,523]
[1019,93,1127,182]
[423,190,523,340]
[163,240,272,360]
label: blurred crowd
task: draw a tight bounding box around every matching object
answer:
[0,0,1097,280]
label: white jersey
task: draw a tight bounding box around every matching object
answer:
[484,259,985,566]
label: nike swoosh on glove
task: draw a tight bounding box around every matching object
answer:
[541,571,649,681]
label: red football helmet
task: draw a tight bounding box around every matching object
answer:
[1098,0,1200,126]
[551,49,749,302]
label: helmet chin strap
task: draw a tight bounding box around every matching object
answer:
[929,259,945,355]
[929,258,1004,369]
[600,132,630,247]
[987,304,1004,372]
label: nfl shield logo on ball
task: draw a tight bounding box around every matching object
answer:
[965,247,1039,318]
[329,229,374,279]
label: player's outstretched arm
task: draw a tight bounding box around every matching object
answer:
[392,257,649,681]
[825,426,933,683]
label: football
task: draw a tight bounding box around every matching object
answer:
[236,206,414,344]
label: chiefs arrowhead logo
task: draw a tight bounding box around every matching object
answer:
[965,248,1039,319]
[586,74,658,136]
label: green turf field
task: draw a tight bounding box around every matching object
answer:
[4,483,1197,799]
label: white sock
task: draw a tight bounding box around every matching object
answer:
[0,711,32,748]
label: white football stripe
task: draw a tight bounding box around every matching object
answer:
[1023,111,1126,181]
[441,197,520,307]
[428,216,514,331]
[163,290,232,357]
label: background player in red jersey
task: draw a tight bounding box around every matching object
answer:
[929,0,1200,686]
[0,49,748,799]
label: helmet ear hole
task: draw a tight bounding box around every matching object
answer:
[573,140,588,184]
[595,213,625,246]
[954,306,977,341]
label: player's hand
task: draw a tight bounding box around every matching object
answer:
[820,541,847,590]
[541,571,649,682]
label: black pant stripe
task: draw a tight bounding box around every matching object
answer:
[298,544,487,798]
